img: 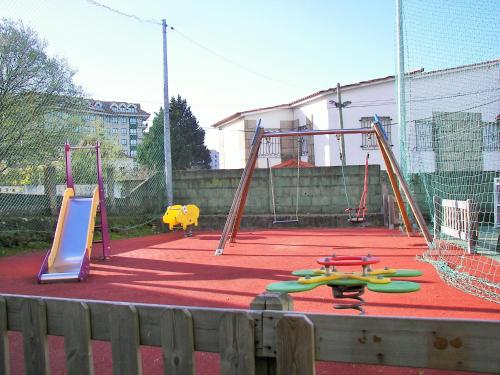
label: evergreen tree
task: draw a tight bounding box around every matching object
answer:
[137,95,211,170]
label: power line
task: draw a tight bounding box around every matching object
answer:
[172,28,313,91]
[82,0,314,91]
[84,0,161,25]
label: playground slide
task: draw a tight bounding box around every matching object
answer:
[38,187,99,283]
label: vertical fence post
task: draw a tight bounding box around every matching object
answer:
[160,308,195,375]
[109,305,142,375]
[44,165,57,216]
[250,292,293,312]
[0,298,9,375]
[251,292,293,374]
[218,312,255,375]
[276,315,315,375]
[433,196,440,239]
[64,302,93,375]
[21,299,49,375]
[106,166,115,211]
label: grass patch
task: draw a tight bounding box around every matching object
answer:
[0,224,162,257]
[0,240,51,257]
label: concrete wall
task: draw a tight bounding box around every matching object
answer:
[172,165,382,216]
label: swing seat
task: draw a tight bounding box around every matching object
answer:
[349,217,366,223]
[273,218,299,225]
[345,207,366,223]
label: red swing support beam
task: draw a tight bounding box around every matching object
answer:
[215,116,432,255]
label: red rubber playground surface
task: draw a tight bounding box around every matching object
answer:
[1,227,499,374]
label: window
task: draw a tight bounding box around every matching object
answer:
[121,128,128,135]
[129,117,137,125]
[415,120,434,151]
[112,117,118,123]
[107,129,111,135]
[94,102,102,109]
[121,117,127,124]
[112,128,118,134]
[360,116,392,149]
[130,139,137,146]
[130,150,137,157]
[483,120,500,151]
[121,139,127,146]
[130,128,137,135]
[259,136,281,157]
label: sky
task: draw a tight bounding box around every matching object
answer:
[2,0,398,150]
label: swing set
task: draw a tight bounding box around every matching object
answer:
[267,133,370,225]
[215,115,432,255]
[266,134,305,225]
[340,151,370,223]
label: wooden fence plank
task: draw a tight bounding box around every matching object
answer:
[250,291,293,375]
[21,298,49,375]
[3,294,260,352]
[264,311,500,374]
[109,305,141,375]
[160,308,195,375]
[3,294,500,374]
[276,314,314,375]
[64,302,93,375]
[219,312,255,375]
[0,297,10,375]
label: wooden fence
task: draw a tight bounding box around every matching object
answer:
[1,293,499,374]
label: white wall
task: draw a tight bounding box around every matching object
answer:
[294,97,331,166]
[219,119,245,169]
[325,80,397,170]
[406,62,499,173]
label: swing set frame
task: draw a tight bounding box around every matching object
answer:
[266,134,304,225]
[214,116,432,255]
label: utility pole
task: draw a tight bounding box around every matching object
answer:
[162,19,173,206]
[329,83,351,166]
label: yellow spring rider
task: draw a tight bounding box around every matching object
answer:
[162,204,200,236]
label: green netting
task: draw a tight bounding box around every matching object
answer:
[399,0,499,303]
[0,15,204,243]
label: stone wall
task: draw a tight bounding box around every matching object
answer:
[173,165,382,216]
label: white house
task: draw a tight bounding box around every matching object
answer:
[213,59,499,172]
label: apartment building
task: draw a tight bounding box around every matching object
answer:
[82,100,150,158]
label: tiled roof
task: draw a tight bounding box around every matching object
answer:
[86,99,150,119]
[271,159,315,169]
